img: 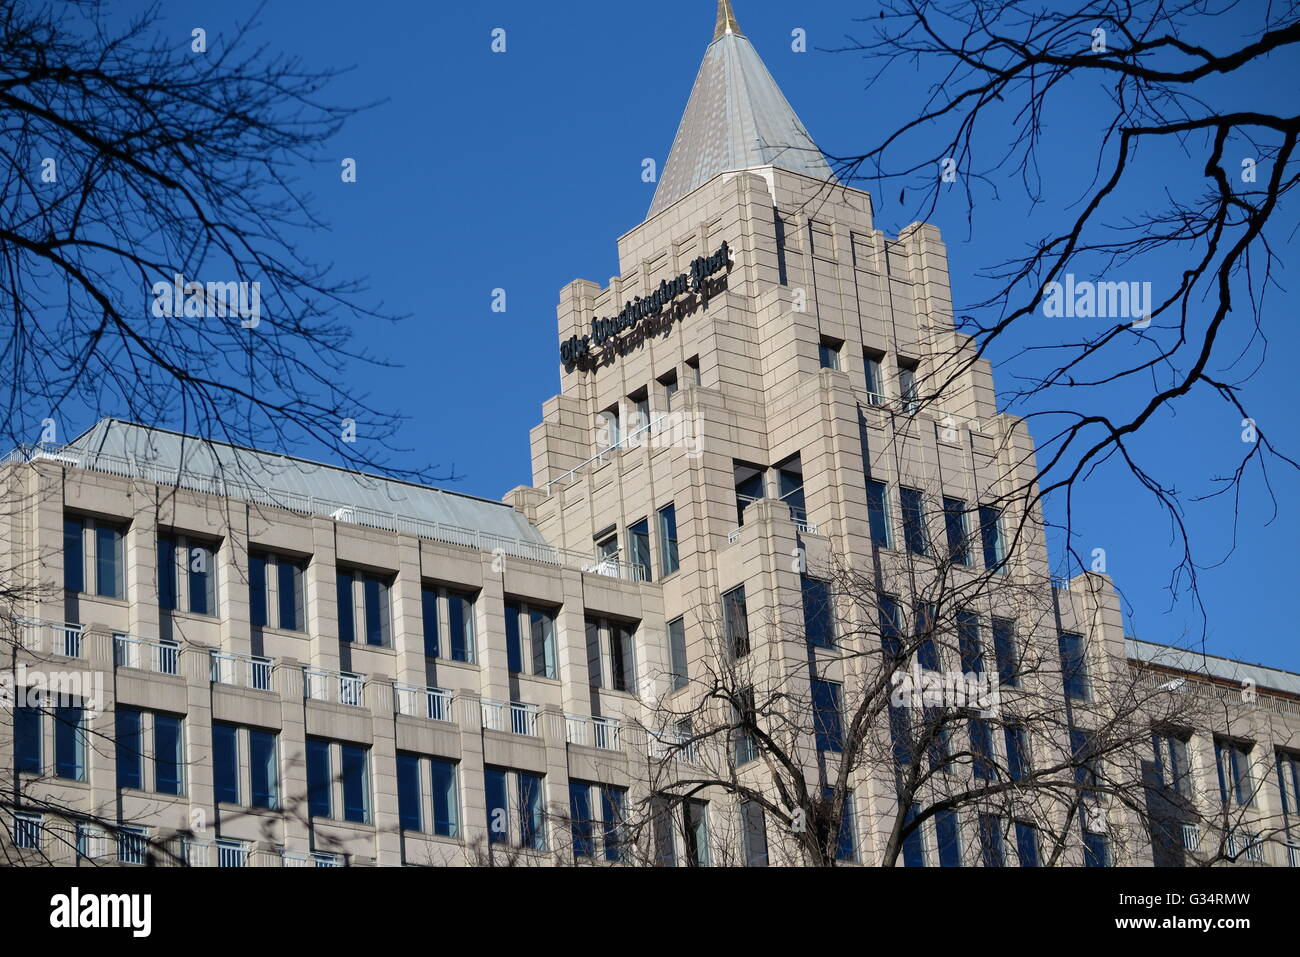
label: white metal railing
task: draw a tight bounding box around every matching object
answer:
[1226,830,1263,863]
[17,618,84,658]
[544,415,667,495]
[210,650,274,691]
[481,699,539,736]
[393,683,453,722]
[1181,823,1201,852]
[217,840,248,867]
[565,714,622,751]
[1288,843,1300,867]
[114,633,180,676]
[303,667,365,707]
[182,839,212,867]
[864,390,887,407]
[649,730,700,765]
[4,442,644,584]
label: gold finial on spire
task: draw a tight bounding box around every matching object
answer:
[713,0,744,40]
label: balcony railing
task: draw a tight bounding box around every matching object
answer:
[1288,843,1300,867]
[565,714,622,751]
[481,699,538,736]
[1180,823,1201,852]
[1226,830,1263,863]
[393,683,453,722]
[17,618,84,658]
[648,729,700,765]
[210,650,273,691]
[114,633,180,676]
[217,840,248,868]
[303,667,365,707]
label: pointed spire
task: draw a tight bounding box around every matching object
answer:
[648,1,836,218]
[713,0,743,41]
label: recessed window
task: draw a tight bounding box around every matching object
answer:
[956,610,983,674]
[900,487,928,556]
[818,338,842,371]
[1058,632,1090,700]
[802,576,834,648]
[249,550,307,632]
[629,518,652,582]
[504,600,557,679]
[1083,830,1111,867]
[159,533,218,616]
[398,752,460,838]
[337,567,393,647]
[657,503,680,577]
[1153,730,1192,798]
[866,480,891,548]
[813,679,843,753]
[898,359,920,413]
[1016,821,1040,867]
[64,514,126,599]
[992,618,1019,687]
[936,809,962,867]
[732,687,759,765]
[723,586,750,659]
[942,497,969,566]
[978,505,1006,572]
[915,602,940,671]
[568,780,627,862]
[212,722,279,809]
[1215,737,1254,807]
[306,738,370,823]
[685,355,701,386]
[978,814,1006,867]
[667,617,689,692]
[741,800,769,867]
[658,370,679,411]
[863,350,885,404]
[584,616,638,693]
[486,766,546,850]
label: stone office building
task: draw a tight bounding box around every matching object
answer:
[2,1,1297,868]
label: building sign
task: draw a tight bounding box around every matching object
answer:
[559,240,732,368]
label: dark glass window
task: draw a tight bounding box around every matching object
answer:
[116,709,143,790]
[505,600,523,674]
[569,781,594,859]
[1016,821,1040,866]
[1058,632,1089,700]
[278,558,304,631]
[448,591,474,663]
[95,522,124,598]
[340,744,369,823]
[585,617,602,689]
[15,703,42,773]
[630,519,652,582]
[902,803,925,867]
[64,517,85,592]
[1005,724,1029,781]
[970,718,996,781]
[937,808,962,866]
[519,772,545,850]
[249,728,278,809]
[979,505,1005,571]
[879,596,905,660]
[431,759,459,837]
[668,617,688,692]
[900,487,928,556]
[658,503,679,577]
[53,704,85,781]
[158,536,178,610]
[866,480,891,547]
[601,786,625,862]
[361,576,390,646]
[992,618,1019,687]
[421,585,440,657]
[154,713,183,795]
[486,768,509,845]
[979,814,1005,867]
[397,752,422,831]
[530,608,556,678]
[915,602,940,671]
[813,680,843,753]
[610,622,636,693]
[249,551,268,627]
[802,576,834,648]
[683,799,709,867]
[943,497,969,565]
[723,586,750,658]
[213,723,239,804]
[1083,830,1110,867]
[824,788,856,861]
[336,572,355,643]
[818,339,841,370]
[306,738,331,818]
[188,542,215,615]
[957,610,983,674]
[741,799,768,867]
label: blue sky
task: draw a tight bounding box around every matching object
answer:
[85,1,1296,670]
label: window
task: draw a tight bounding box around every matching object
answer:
[597,406,621,448]
[95,521,126,599]
[978,814,1006,867]
[1005,724,1030,781]
[630,391,652,435]
[1058,632,1090,700]
[659,370,679,411]
[741,800,768,867]
[341,743,370,823]
[504,600,557,679]
[914,602,940,671]
[448,590,476,663]
[936,809,962,866]
[418,584,439,657]
[594,530,619,565]
[879,595,905,661]
[992,618,1019,687]
[396,753,459,837]
[249,729,279,809]
[824,788,857,862]
[900,487,928,556]
[1016,821,1040,866]
[668,617,689,692]
[159,533,217,615]
[942,497,969,565]
[154,713,183,795]
[732,687,758,765]
[898,360,919,413]
[249,551,306,632]
[723,586,750,659]
[863,350,885,404]
[337,568,392,646]
[813,679,843,753]
[629,518,652,581]
[64,516,85,592]
[902,803,925,867]
[115,709,143,790]
[1071,728,1100,798]
[683,799,710,867]
[956,609,983,674]
[819,338,842,371]
[610,621,636,692]
[213,723,240,804]
[11,813,41,851]
[307,737,369,821]
[734,465,764,526]
[54,703,86,781]
[1153,730,1192,798]
[978,505,1006,572]
[866,480,891,548]
[486,767,546,850]
[777,459,806,525]
[64,515,126,598]
[1083,830,1111,867]
[15,701,41,774]
[1277,750,1300,822]
[802,576,834,648]
[657,503,680,577]
[1215,738,1254,807]
[686,355,701,386]
[970,718,996,781]
[568,781,627,862]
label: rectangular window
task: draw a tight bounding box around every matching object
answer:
[585,617,602,689]
[251,551,306,631]
[1153,730,1192,798]
[902,803,925,867]
[421,585,440,657]
[249,551,268,627]
[979,815,1006,867]
[937,809,962,866]
[158,535,178,611]
[277,557,305,632]
[683,799,710,867]
[397,752,422,831]
[486,768,509,845]
[519,771,546,851]
[213,723,239,804]
[813,679,843,753]
[1083,830,1111,867]
[95,521,125,599]
[448,590,475,663]
[900,487,928,556]
[943,497,969,565]
[1016,821,1040,866]
[529,607,557,679]
[956,610,983,674]
[899,361,919,413]
[818,338,842,371]
[723,586,750,659]
[879,596,905,660]
[1058,632,1090,701]
[601,786,626,862]
[431,758,459,837]
[651,796,676,866]
[116,709,143,790]
[741,800,768,867]
[659,370,679,411]
[970,718,996,781]
[504,600,524,675]
[569,781,594,859]
[1071,728,1100,797]
[610,622,636,693]
[340,743,370,824]
[306,738,331,819]
[915,602,940,671]
[657,503,680,577]
[802,576,834,648]
[978,505,1006,572]
[863,350,884,403]
[1005,724,1029,781]
[249,728,278,809]
[336,572,355,643]
[825,788,856,862]
[992,618,1019,687]
[64,516,85,592]
[363,573,391,644]
[154,713,183,795]
[187,541,216,615]
[53,704,86,781]
[1215,738,1254,806]
[733,687,758,766]
[15,702,42,774]
[866,480,891,548]
[630,518,652,582]
[668,617,689,692]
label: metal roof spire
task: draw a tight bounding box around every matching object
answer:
[713,0,743,41]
